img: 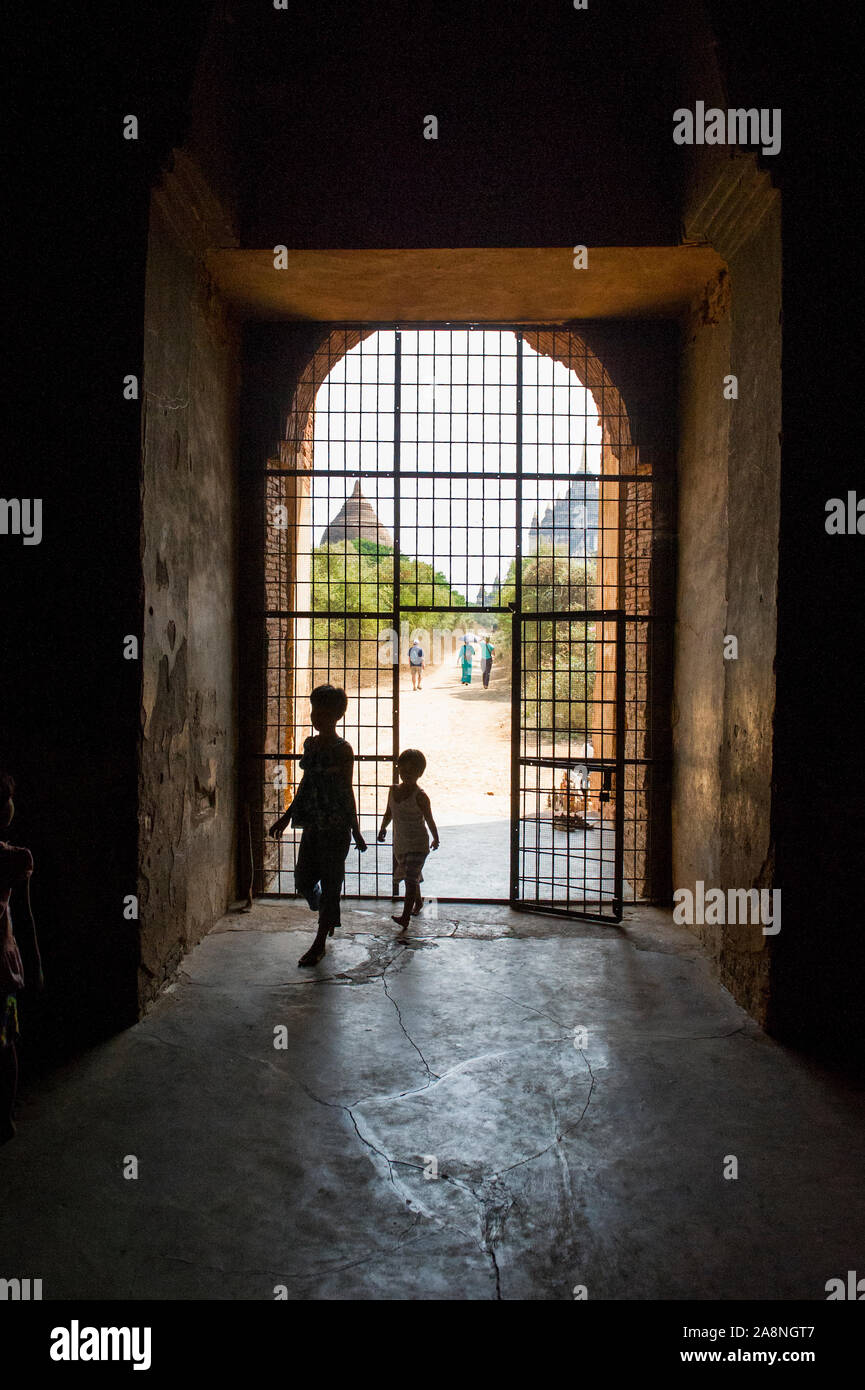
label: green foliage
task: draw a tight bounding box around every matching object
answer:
[499,546,598,731]
[310,542,468,653]
[310,543,386,646]
[499,545,597,616]
[309,541,597,730]
[400,556,466,633]
[353,537,393,558]
[521,623,596,733]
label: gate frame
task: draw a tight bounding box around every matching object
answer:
[253,321,665,917]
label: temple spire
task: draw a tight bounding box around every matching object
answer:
[319,481,394,548]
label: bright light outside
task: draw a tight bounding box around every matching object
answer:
[311,329,604,601]
[294,329,609,902]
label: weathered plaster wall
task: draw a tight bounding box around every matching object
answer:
[674,200,782,1021]
[718,205,782,1018]
[138,158,241,1007]
[673,276,731,902]
[668,0,784,1023]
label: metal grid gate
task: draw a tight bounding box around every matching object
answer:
[258,325,657,921]
[513,611,625,922]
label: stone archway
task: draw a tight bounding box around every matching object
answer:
[261,325,657,901]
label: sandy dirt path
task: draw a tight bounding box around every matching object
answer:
[396,656,511,824]
[339,649,567,827]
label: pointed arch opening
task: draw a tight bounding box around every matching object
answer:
[253,325,669,916]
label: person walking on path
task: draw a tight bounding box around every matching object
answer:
[457,636,476,684]
[480,634,495,689]
[408,638,425,690]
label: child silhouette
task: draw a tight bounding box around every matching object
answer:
[378,749,439,932]
[269,685,366,966]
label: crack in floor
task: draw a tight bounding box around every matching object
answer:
[26,906,793,1301]
[472,981,570,1029]
[348,1033,575,1110]
[390,1156,514,1298]
[346,1110,498,1283]
[330,1027,595,1300]
[380,945,440,1089]
[275,935,418,991]
[278,977,355,987]
[480,1190,514,1300]
[278,1212,432,1284]
[490,1047,596,1180]
[295,1071,514,1296]
[331,955,509,1291]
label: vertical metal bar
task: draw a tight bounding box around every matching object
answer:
[613,612,626,921]
[510,334,523,904]
[392,330,402,895]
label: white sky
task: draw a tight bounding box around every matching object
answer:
[311,329,603,601]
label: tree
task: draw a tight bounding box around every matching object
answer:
[499,546,598,732]
[309,541,469,675]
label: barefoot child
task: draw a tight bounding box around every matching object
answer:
[269,685,367,966]
[378,750,439,932]
[0,772,43,1143]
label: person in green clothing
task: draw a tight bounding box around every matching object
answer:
[457,636,476,684]
[480,634,495,689]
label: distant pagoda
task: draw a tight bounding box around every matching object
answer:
[319,480,394,549]
[528,481,599,556]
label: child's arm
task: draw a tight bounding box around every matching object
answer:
[269,795,296,839]
[417,791,439,850]
[377,787,394,841]
[271,739,313,836]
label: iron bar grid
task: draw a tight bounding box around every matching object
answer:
[257,326,666,914]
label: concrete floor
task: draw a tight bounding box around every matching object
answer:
[2,900,864,1301]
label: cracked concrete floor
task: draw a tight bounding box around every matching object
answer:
[2,901,865,1300]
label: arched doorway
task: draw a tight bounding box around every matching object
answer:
[255,325,666,922]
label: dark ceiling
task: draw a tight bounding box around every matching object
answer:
[180,0,689,247]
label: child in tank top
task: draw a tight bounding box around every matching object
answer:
[377,749,439,932]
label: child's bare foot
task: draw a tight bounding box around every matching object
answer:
[411,896,423,916]
[392,915,410,932]
[298,936,327,966]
